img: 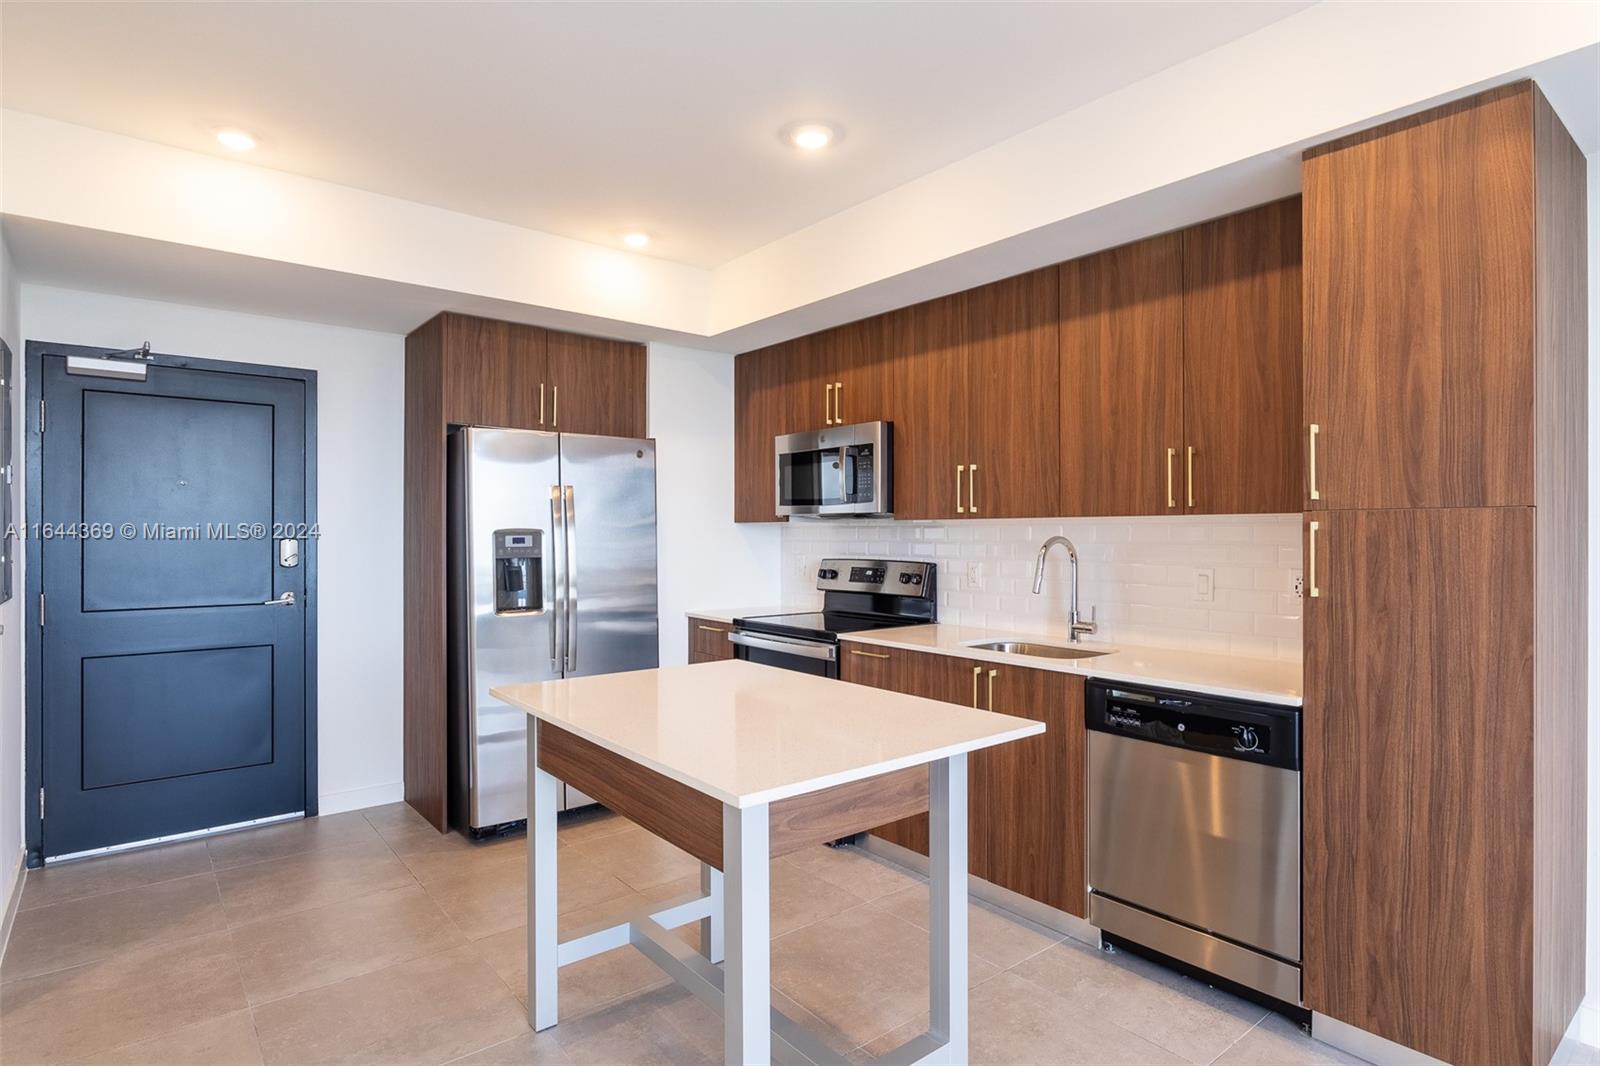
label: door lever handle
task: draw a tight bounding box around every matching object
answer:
[264,592,296,606]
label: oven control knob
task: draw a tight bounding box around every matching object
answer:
[1235,726,1260,752]
[899,573,913,584]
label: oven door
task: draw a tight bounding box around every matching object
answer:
[728,630,839,678]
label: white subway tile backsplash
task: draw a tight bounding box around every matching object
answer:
[782,513,1304,662]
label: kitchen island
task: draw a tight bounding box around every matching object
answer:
[492,659,1042,1065]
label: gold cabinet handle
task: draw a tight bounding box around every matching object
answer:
[969,465,978,514]
[1308,520,1321,598]
[849,648,890,660]
[835,380,843,424]
[972,665,982,708]
[1308,424,1320,501]
[956,464,966,514]
[553,385,559,427]
[987,668,997,711]
[696,624,725,633]
[1166,448,1176,509]
[824,383,834,426]
[540,382,546,426]
[1186,446,1195,509]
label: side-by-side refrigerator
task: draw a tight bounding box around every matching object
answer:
[447,427,658,834]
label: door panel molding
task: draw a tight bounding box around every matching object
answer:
[24,341,318,868]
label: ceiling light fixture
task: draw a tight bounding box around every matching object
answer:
[621,232,651,250]
[216,128,257,152]
[783,121,839,152]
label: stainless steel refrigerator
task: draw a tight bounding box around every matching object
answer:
[447,427,658,834]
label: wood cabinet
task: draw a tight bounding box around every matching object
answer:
[686,616,734,664]
[732,344,785,523]
[1303,85,1534,511]
[1300,83,1585,1066]
[1059,233,1184,516]
[877,295,967,521]
[839,643,1086,917]
[404,312,648,831]
[1181,199,1302,515]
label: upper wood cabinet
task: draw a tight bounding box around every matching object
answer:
[733,342,790,523]
[1182,199,1302,515]
[545,331,647,437]
[1059,234,1185,516]
[878,294,967,520]
[1303,85,1535,511]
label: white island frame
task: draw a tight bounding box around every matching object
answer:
[494,659,1043,1066]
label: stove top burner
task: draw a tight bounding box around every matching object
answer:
[734,610,920,642]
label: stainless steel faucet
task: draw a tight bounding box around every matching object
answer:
[1032,536,1097,643]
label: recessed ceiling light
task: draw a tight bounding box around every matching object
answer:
[216,128,257,152]
[784,122,839,152]
[621,232,650,250]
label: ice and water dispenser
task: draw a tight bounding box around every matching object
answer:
[493,529,542,614]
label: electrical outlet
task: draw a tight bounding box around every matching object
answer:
[966,560,985,592]
[1291,570,1304,600]
[1192,567,1215,603]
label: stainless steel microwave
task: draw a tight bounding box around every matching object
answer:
[774,421,892,517]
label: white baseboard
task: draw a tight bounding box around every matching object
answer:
[0,849,26,971]
[318,781,405,816]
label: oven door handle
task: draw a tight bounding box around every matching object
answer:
[728,631,838,661]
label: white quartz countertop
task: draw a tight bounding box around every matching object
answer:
[685,606,814,626]
[841,624,1302,706]
[491,659,1043,808]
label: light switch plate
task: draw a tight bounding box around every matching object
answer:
[1192,567,1215,602]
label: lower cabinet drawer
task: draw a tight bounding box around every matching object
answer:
[687,617,734,663]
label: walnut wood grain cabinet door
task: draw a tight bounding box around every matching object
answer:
[1303,507,1534,1065]
[1059,234,1185,516]
[964,268,1061,519]
[980,666,1085,916]
[686,617,733,664]
[828,317,886,428]
[733,347,785,523]
[442,314,548,430]
[879,295,968,520]
[545,332,646,437]
[840,644,981,857]
[1302,85,1534,511]
[1181,199,1302,515]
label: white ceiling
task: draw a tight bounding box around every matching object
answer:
[0,1,1311,269]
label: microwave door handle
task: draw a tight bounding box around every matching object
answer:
[841,446,854,498]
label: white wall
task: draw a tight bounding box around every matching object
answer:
[781,514,1302,661]
[1587,150,1600,1015]
[0,233,23,910]
[647,343,781,665]
[18,286,406,817]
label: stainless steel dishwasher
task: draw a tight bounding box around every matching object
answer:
[1085,680,1302,1007]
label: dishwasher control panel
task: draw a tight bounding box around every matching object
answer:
[1086,682,1300,771]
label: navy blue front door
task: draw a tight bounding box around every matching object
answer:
[39,354,310,857]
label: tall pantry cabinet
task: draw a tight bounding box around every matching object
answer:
[1300,82,1586,1066]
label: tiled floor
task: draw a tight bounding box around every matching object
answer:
[0,805,1365,1065]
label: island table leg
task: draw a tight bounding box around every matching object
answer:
[700,864,725,964]
[527,735,561,1031]
[723,802,770,1065]
[928,752,969,1064]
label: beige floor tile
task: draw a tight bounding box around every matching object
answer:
[780,843,925,902]
[769,855,876,937]
[213,840,415,926]
[1011,938,1268,1064]
[870,881,1064,970]
[250,944,529,1066]
[472,923,675,1022]
[770,901,999,1049]
[553,807,636,849]
[82,1009,265,1066]
[563,827,702,893]
[547,983,722,1066]
[19,840,214,913]
[423,853,633,941]
[445,1028,571,1065]
[229,883,465,1005]
[398,834,525,886]
[206,811,383,872]
[0,931,248,1065]
[2,873,226,982]
[860,970,1187,1065]
[1215,1013,1367,1065]
[362,801,437,837]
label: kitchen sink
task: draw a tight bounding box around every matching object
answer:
[965,640,1110,660]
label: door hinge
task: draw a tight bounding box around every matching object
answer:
[38,592,45,627]
[38,398,45,433]
[38,788,44,821]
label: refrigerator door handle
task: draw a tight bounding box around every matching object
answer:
[564,484,577,672]
[549,485,565,671]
